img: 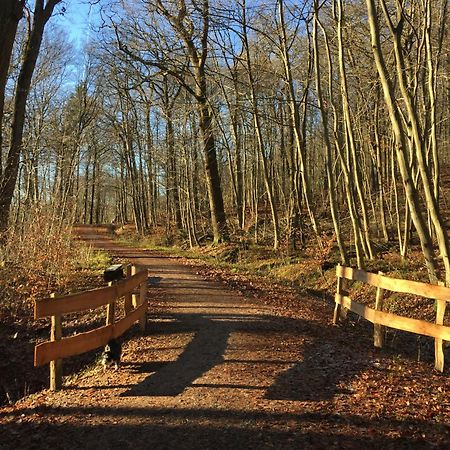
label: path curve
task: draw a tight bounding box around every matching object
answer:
[1,226,449,449]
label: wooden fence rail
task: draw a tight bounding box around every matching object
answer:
[34,265,148,390]
[333,265,450,372]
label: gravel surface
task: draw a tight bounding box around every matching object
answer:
[1,228,449,449]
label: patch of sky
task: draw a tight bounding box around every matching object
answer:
[51,0,101,89]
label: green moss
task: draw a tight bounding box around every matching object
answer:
[75,246,111,272]
[271,263,306,282]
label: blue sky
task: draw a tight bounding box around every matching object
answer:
[57,0,96,50]
[48,1,102,87]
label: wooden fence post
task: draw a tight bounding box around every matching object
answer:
[124,264,132,314]
[131,265,137,308]
[49,293,62,391]
[333,265,347,324]
[435,281,446,372]
[131,265,147,332]
[139,270,147,332]
[374,271,385,348]
[106,281,115,326]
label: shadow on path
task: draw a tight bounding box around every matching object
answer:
[2,404,446,449]
[118,310,372,402]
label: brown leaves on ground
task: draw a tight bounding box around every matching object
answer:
[0,229,449,449]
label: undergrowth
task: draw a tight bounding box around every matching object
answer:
[0,210,110,317]
[118,229,447,325]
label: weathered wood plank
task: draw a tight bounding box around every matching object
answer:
[336,265,381,286]
[106,281,115,326]
[337,265,450,301]
[335,294,450,341]
[378,276,450,301]
[35,286,116,319]
[34,270,147,319]
[49,293,62,391]
[435,299,447,372]
[34,325,114,367]
[116,270,147,297]
[112,303,146,339]
[139,275,147,332]
[333,267,346,324]
[124,265,133,315]
[374,271,385,348]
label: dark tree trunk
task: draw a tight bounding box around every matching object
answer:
[197,99,227,243]
[166,112,182,230]
[0,0,61,232]
[0,0,24,182]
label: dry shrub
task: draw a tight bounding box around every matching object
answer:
[0,208,79,313]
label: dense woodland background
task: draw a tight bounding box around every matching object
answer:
[0,0,450,286]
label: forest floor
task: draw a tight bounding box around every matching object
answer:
[0,226,449,449]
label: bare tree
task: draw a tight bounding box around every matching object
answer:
[114,0,228,243]
[0,0,62,232]
[0,0,25,178]
[365,0,439,283]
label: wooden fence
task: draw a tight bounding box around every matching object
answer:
[34,265,148,390]
[333,265,450,372]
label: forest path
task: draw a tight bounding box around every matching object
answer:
[1,227,449,449]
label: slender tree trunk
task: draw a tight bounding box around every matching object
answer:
[373,93,389,242]
[313,2,348,265]
[379,0,450,284]
[242,0,279,250]
[317,14,364,268]
[278,0,318,242]
[166,110,182,230]
[336,0,373,260]
[0,0,24,181]
[0,0,61,232]
[89,147,97,225]
[215,58,244,229]
[366,0,438,283]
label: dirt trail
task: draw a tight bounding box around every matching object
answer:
[0,227,449,449]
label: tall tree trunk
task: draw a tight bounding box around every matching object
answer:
[313,1,348,265]
[0,0,61,232]
[0,0,24,181]
[278,0,318,242]
[89,147,97,225]
[165,109,182,230]
[317,12,364,268]
[197,96,228,242]
[373,92,389,242]
[336,0,373,260]
[379,0,450,284]
[242,0,279,250]
[366,0,438,283]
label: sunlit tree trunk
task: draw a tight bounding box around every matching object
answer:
[241,0,279,250]
[313,1,348,265]
[0,0,24,183]
[366,0,438,283]
[278,0,318,242]
[379,0,449,284]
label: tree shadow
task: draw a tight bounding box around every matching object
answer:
[1,405,447,449]
[122,314,230,397]
[119,309,372,401]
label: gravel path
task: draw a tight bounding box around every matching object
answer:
[0,227,449,449]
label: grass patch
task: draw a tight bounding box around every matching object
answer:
[116,231,186,256]
[75,245,112,272]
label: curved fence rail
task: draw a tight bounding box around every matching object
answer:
[34,265,148,390]
[333,265,450,372]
